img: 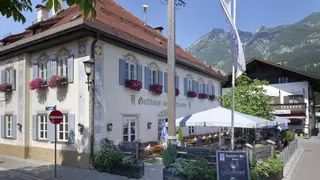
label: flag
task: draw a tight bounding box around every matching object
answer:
[219,0,246,77]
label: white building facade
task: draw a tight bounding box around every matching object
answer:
[0,1,226,168]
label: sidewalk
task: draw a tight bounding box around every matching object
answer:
[0,154,163,180]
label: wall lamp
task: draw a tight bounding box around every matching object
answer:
[83,60,94,91]
[107,123,113,132]
[17,123,22,132]
[147,122,152,129]
[78,123,84,134]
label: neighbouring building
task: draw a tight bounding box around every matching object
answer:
[222,58,320,136]
[0,0,226,168]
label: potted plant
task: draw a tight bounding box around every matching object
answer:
[0,82,12,92]
[251,157,283,180]
[92,141,144,178]
[49,75,68,88]
[29,78,47,90]
[125,79,142,92]
[198,93,208,99]
[149,84,163,95]
[187,91,197,98]
[208,95,216,101]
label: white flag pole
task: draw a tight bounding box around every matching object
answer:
[230,0,236,151]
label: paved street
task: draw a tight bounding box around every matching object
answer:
[0,154,163,180]
[291,138,320,180]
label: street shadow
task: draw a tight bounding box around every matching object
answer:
[57,85,68,102]
[60,127,91,169]
[37,88,49,104]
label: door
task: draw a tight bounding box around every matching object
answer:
[122,116,137,142]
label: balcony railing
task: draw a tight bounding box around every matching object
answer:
[270,103,306,115]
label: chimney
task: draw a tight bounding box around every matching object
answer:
[35,4,48,22]
[154,26,164,33]
[142,4,148,25]
[52,0,65,16]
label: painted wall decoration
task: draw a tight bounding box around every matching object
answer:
[94,59,103,146]
[78,43,87,57]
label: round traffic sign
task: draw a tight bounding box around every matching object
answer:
[49,110,63,124]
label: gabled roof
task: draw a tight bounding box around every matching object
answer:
[224,57,320,92]
[0,0,226,81]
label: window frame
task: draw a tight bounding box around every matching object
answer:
[57,56,68,77]
[5,68,12,84]
[198,79,204,94]
[150,69,158,85]
[38,61,47,80]
[5,115,13,138]
[207,83,213,95]
[187,79,192,92]
[125,61,137,81]
[188,126,195,135]
[57,114,69,142]
[37,114,48,140]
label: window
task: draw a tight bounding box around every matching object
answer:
[123,116,137,142]
[58,115,68,142]
[187,79,192,91]
[125,62,136,80]
[5,115,12,138]
[189,126,194,135]
[198,79,204,93]
[38,62,47,80]
[288,95,304,104]
[38,115,48,140]
[57,57,68,77]
[207,84,212,95]
[150,69,158,85]
[5,68,12,84]
[278,77,288,83]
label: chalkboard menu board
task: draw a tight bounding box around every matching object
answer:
[216,151,250,180]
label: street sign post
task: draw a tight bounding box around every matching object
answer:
[49,110,63,178]
[216,151,250,180]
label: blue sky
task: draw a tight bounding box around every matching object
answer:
[1,0,320,48]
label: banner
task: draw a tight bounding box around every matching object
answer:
[219,0,246,77]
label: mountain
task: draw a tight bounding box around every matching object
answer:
[187,12,320,76]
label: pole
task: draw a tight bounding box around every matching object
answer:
[230,0,236,151]
[167,0,177,143]
[54,124,57,178]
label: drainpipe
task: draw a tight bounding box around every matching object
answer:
[90,33,99,163]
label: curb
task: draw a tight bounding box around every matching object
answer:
[282,148,304,180]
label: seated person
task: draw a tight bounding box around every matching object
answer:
[195,136,203,145]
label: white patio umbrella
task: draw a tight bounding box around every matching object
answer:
[176,106,274,128]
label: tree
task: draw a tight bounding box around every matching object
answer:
[1,0,96,24]
[218,73,273,120]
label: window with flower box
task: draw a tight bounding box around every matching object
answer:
[5,69,12,84]
[119,54,143,91]
[38,62,47,80]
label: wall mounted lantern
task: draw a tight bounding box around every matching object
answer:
[83,60,94,91]
[107,123,113,132]
[78,123,84,134]
[17,123,22,132]
[147,122,152,129]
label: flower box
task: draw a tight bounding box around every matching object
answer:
[0,83,12,93]
[125,79,142,92]
[198,93,208,99]
[208,95,216,101]
[29,78,47,90]
[187,91,197,98]
[97,163,144,179]
[149,84,163,95]
[49,75,68,88]
[175,88,180,96]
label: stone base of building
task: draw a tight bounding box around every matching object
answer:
[0,144,91,169]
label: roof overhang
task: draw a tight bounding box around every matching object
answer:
[0,18,227,82]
